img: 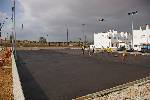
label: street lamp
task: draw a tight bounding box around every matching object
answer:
[66,28,69,45]
[128,11,138,49]
[98,18,104,22]
[82,24,86,44]
[97,18,105,32]
[46,34,48,45]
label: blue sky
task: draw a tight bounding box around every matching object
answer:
[0,0,150,42]
[0,0,10,13]
[0,0,20,17]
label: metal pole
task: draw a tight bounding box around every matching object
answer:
[85,35,86,43]
[67,28,69,45]
[131,14,134,49]
[11,13,14,52]
[14,0,17,59]
[12,0,16,59]
[82,24,85,44]
[147,27,148,50]
[128,11,138,49]
[0,23,2,46]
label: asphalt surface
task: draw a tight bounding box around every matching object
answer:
[16,49,150,100]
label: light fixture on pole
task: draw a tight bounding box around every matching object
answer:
[97,18,104,32]
[128,11,138,49]
[66,27,69,45]
[82,24,86,44]
[98,18,104,22]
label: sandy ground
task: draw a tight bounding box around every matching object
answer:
[16,49,150,100]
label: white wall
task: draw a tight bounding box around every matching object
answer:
[93,25,150,50]
[94,30,131,49]
[133,30,142,51]
[94,33,111,48]
[133,25,150,51]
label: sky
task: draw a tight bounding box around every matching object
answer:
[0,0,150,42]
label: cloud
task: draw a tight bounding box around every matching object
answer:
[0,12,8,20]
[15,0,150,41]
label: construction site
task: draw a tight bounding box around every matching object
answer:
[0,0,150,99]
[16,47,150,100]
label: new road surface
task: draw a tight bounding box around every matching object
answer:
[16,49,150,100]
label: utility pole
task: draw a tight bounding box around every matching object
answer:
[12,0,17,59]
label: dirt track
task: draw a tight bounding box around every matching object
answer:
[16,49,150,100]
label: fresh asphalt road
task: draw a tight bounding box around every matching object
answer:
[17,49,150,100]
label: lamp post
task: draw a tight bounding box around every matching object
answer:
[81,24,86,45]
[128,11,138,49]
[97,18,105,47]
[46,34,48,45]
[98,18,104,22]
[66,28,69,46]
[97,18,104,32]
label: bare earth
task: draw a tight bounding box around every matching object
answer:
[0,49,13,100]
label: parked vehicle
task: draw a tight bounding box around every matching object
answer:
[117,46,126,51]
[141,45,150,53]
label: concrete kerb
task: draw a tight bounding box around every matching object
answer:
[12,53,25,100]
[73,75,150,100]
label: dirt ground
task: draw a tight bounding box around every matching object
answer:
[0,49,13,100]
[16,49,150,100]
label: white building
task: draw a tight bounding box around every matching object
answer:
[94,32,111,48]
[133,25,150,51]
[93,30,132,49]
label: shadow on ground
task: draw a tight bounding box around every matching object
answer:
[16,54,49,100]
